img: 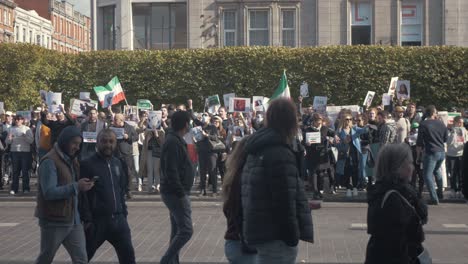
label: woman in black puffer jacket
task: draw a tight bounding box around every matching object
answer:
[365,143,428,264]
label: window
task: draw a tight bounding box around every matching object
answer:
[3,10,7,25]
[15,26,19,42]
[281,10,296,47]
[37,35,41,45]
[248,10,269,46]
[401,2,422,46]
[7,10,10,26]
[47,37,50,48]
[102,5,116,49]
[132,3,187,50]
[22,28,26,42]
[29,30,32,43]
[351,1,371,45]
[223,10,236,46]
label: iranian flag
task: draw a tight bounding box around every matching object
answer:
[93,76,126,108]
[270,70,291,100]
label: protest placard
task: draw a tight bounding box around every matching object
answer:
[229,97,251,113]
[192,126,204,142]
[79,92,91,101]
[109,127,125,139]
[124,105,139,121]
[305,132,321,144]
[300,82,309,97]
[70,99,97,117]
[396,80,410,100]
[148,111,162,129]
[363,91,376,107]
[313,96,327,113]
[252,96,265,112]
[223,93,235,108]
[47,92,62,112]
[40,90,47,103]
[82,132,97,143]
[206,95,221,114]
[388,77,398,97]
[16,111,31,122]
[137,99,153,111]
[0,102,4,114]
[382,93,392,106]
[447,112,461,126]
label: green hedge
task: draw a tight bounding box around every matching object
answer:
[1,44,467,111]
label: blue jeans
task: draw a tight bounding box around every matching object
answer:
[359,152,368,187]
[423,151,445,202]
[11,151,31,192]
[35,224,87,264]
[254,240,297,264]
[160,193,193,264]
[225,240,256,264]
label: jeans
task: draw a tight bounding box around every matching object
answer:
[254,240,298,264]
[225,240,256,264]
[160,193,193,264]
[446,156,463,192]
[35,224,87,264]
[11,151,31,192]
[359,152,368,187]
[146,152,161,188]
[423,151,445,202]
[198,152,217,193]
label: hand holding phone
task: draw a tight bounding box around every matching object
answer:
[92,176,99,183]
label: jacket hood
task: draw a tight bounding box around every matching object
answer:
[57,126,83,155]
[245,127,286,154]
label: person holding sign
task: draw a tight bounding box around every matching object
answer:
[140,124,165,193]
[80,109,104,160]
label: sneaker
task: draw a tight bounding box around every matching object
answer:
[346,189,352,198]
[352,188,358,197]
[23,190,30,194]
[9,190,15,195]
[137,184,142,192]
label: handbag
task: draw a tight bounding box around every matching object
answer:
[208,138,226,152]
[366,147,375,168]
[381,190,432,264]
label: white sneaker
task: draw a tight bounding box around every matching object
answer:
[9,190,15,195]
[353,188,358,197]
[137,184,142,192]
[346,189,352,198]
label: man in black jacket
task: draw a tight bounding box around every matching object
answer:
[79,129,135,263]
[160,111,194,264]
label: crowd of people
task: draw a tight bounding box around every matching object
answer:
[0,94,467,263]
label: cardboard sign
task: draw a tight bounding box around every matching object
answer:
[109,127,125,139]
[252,96,265,112]
[206,95,221,114]
[363,91,376,107]
[300,82,309,97]
[124,105,139,122]
[148,111,162,129]
[229,97,251,113]
[313,96,327,113]
[79,92,91,101]
[396,80,410,100]
[306,132,321,144]
[70,99,97,117]
[223,93,235,108]
[447,112,461,126]
[388,77,398,97]
[382,93,392,106]
[16,111,31,122]
[0,102,4,114]
[82,132,97,143]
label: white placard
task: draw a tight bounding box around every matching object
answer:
[229,97,251,113]
[396,80,410,100]
[206,95,221,115]
[79,92,91,101]
[300,82,309,97]
[306,132,321,144]
[124,105,139,122]
[82,132,97,143]
[382,93,392,106]
[148,111,162,129]
[191,126,204,142]
[252,96,265,112]
[47,92,62,112]
[40,90,47,103]
[110,127,125,139]
[313,96,327,113]
[70,99,97,117]
[363,91,375,107]
[263,97,270,112]
[0,102,4,114]
[223,93,235,108]
[388,77,398,97]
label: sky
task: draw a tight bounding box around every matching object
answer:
[68,0,90,17]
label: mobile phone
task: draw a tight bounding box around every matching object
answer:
[92,176,99,182]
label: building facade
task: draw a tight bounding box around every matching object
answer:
[0,0,16,43]
[92,0,468,51]
[16,0,91,53]
[14,7,53,48]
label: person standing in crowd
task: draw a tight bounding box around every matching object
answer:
[378,110,397,146]
[355,114,371,189]
[161,106,171,132]
[111,113,138,198]
[213,116,228,184]
[6,115,34,195]
[196,113,220,196]
[336,113,369,197]
[79,129,136,264]
[241,98,313,263]
[34,126,94,264]
[365,144,428,264]
[160,111,194,264]
[407,122,424,198]
[446,116,467,198]
[140,125,165,193]
[416,105,448,205]
[406,102,421,125]
[37,113,54,159]
[218,107,230,131]
[0,111,14,189]
[80,109,104,160]
[394,106,411,144]
[462,138,468,199]
[222,137,257,264]
[41,107,75,146]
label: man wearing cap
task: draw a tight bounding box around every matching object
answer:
[394,106,410,144]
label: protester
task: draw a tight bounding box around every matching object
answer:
[160,110,194,264]
[407,122,424,198]
[213,115,228,183]
[406,102,421,124]
[37,113,53,159]
[446,116,467,198]
[34,126,94,264]
[79,129,136,264]
[355,113,370,189]
[394,106,411,144]
[461,142,468,199]
[196,113,220,196]
[140,125,165,193]
[377,110,397,145]
[80,109,104,160]
[6,115,34,195]
[416,105,448,205]
[365,143,428,264]
[241,98,313,263]
[40,107,75,146]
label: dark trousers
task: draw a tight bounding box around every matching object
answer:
[447,156,463,192]
[121,155,135,193]
[85,214,136,264]
[11,151,31,192]
[160,193,193,264]
[344,158,359,190]
[216,153,226,182]
[198,152,217,193]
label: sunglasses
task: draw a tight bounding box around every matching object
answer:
[355,119,362,122]
[345,118,353,121]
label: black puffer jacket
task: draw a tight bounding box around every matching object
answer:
[241,127,314,247]
[365,182,427,264]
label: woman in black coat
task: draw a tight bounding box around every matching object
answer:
[365,143,428,264]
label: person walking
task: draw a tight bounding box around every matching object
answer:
[140,126,165,193]
[446,116,467,198]
[160,111,194,264]
[79,129,136,263]
[365,143,428,264]
[34,126,94,264]
[241,98,314,264]
[416,105,448,205]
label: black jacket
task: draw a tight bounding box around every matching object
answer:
[241,127,314,247]
[303,125,335,168]
[79,153,129,222]
[160,131,194,197]
[365,182,427,264]
[41,112,75,145]
[462,143,468,199]
[113,123,138,157]
[196,124,219,154]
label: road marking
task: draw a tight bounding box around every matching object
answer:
[443,224,468,229]
[0,223,19,227]
[350,223,367,229]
